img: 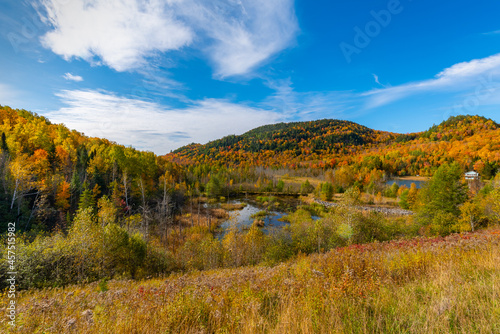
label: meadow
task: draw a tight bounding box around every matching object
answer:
[2,227,499,334]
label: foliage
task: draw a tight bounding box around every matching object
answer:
[0,207,150,289]
[416,163,468,235]
[169,115,500,183]
[5,228,500,333]
[1,106,500,312]
[319,182,334,201]
[299,180,314,194]
[399,189,410,209]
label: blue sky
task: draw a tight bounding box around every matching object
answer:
[1,0,500,154]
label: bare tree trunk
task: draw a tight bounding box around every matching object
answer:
[123,172,129,222]
[139,177,148,242]
[24,192,40,231]
[162,179,168,246]
[10,179,19,210]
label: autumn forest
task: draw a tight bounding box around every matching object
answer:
[1,105,500,333]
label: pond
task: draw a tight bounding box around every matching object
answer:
[386,178,427,189]
[215,196,319,238]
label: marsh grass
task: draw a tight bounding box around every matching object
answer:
[1,228,499,333]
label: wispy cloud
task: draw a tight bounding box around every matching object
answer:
[38,0,193,72]
[263,78,359,120]
[363,53,500,108]
[372,73,388,88]
[482,29,500,35]
[36,0,298,77]
[47,89,282,154]
[41,52,500,154]
[178,0,298,78]
[62,72,83,82]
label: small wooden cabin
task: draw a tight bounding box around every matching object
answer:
[465,171,479,181]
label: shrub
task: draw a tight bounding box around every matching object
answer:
[264,229,294,264]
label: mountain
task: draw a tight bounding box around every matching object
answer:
[169,119,400,166]
[174,119,390,156]
[422,115,498,141]
[166,115,500,177]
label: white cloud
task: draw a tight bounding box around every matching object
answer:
[62,72,83,82]
[178,0,298,77]
[483,30,500,35]
[436,54,500,79]
[38,0,193,71]
[263,78,358,120]
[363,53,500,108]
[37,0,298,77]
[46,89,282,154]
[372,73,387,88]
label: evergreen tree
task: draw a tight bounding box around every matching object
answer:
[300,180,314,194]
[399,189,410,209]
[206,175,222,197]
[70,169,81,194]
[1,132,8,153]
[417,163,468,234]
[79,182,96,212]
[320,182,334,201]
[276,179,285,192]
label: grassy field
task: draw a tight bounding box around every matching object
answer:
[279,176,322,187]
[2,227,499,333]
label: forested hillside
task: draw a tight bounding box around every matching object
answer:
[168,115,500,178]
[174,119,389,156]
[0,105,183,233]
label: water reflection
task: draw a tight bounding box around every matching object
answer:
[386,179,426,189]
[216,198,319,239]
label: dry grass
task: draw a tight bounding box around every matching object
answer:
[220,203,247,211]
[280,176,322,187]
[2,228,499,333]
[393,176,430,182]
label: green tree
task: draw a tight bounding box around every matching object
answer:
[206,174,222,197]
[276,179,285,192]
[1,132,8,153]
[320,182,334,201]
[300,180,314,194]
[482,161,497,180]
[417,163,468,234]
[399,189,410,209]
[79,182,96,212]
[385,182,399,198]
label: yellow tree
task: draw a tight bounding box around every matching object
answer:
[9,154,33,211]
[458,201,483,232]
